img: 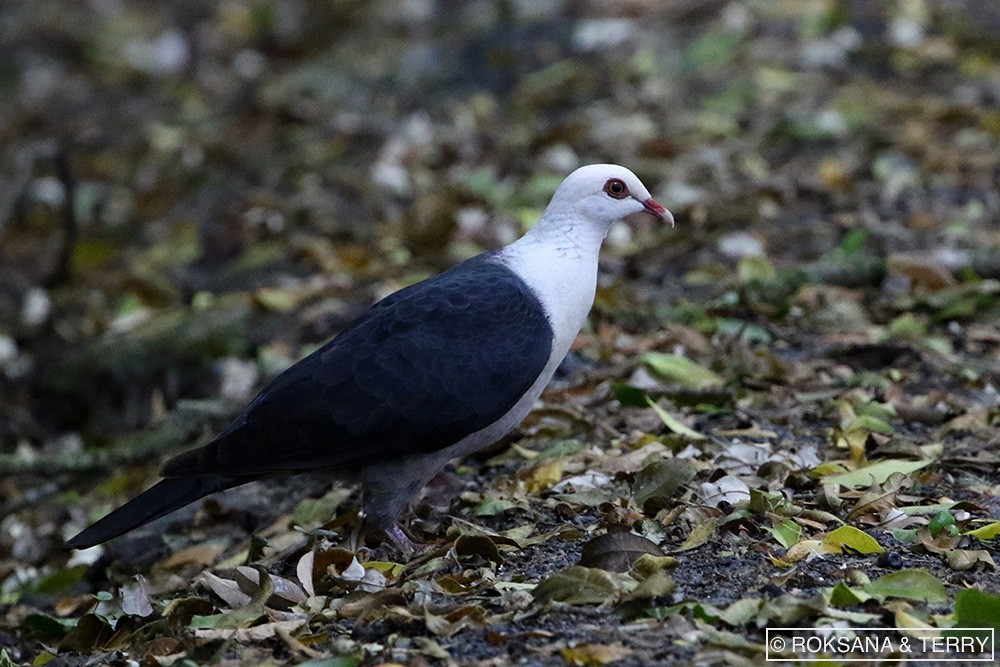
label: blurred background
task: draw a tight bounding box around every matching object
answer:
[2,0,1000,562]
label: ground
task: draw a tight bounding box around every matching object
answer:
[2,1,1000,666]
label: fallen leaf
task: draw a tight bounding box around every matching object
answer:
[824,459,934,488]
[21,613,74,642]
[579,532,665,572]
[699,476,750,507]
[966,521,1000,540]
[647,397,706,440]
[952,588,1000,633]
[532,566,619,605]
[194,619,305,642]
[160,543,227,570]
[822,526,884,554]
[863,569,946,603]
[675,518,717,552]
[338,589,408,619]
[887,253,956,291]
[632,458,697,510]
[765,520,801,550]
[58,614,113,653]
[423,605,485,637]
[524,458,565,494]
[120,576,154,617]
[453,534,505,565]
[946,549,996,571]
[296,550,316,598]
[829,581,872,607]
[560,642,631,666]
[202,572,252,609]
[233,566,308,609]
[643,353,723,389]
[624,571,676,601]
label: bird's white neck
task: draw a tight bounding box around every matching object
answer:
[497,209,609,364]
[517,206,613,260]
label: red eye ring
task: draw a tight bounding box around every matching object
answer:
[604,178,629,199]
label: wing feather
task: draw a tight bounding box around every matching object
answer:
[162,256,553,477]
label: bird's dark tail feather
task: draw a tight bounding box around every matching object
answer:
[65,475,238,549]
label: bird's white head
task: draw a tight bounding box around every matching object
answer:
[544,163,674,231]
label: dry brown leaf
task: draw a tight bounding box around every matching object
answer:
[159,543,226,570]
[193,619,305,642]
[561,642,632,666]
[887,253,956,291]
[579,532,665,572]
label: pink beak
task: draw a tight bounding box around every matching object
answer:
[643,198,674,227]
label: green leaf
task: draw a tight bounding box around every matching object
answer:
[625,570,677,602]
[646,397,706,441]
[824,459,934,488]
[677,518,717,552]
[953,588,1000,632]
[749,489,787,514]
[718,598,762,626]
[822,526,884,554]
[190,564,274,629]
[863,569,947,603]
[966,521,1000,540]
[829,581,872,607]
[898,502,957,515]
[765,520,801,550]
[643,353,723,389]
[928,510,959,538]
[474,498,517,517]
[853,400,897,422]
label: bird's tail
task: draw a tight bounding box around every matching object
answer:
[65,475,239,549]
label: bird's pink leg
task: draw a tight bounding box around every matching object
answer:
[384,524,416,557]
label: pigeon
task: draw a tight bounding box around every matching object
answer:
[66,164,673,553]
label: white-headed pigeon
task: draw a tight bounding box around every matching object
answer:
[67,164,673,553]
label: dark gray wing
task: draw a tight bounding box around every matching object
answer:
[162,255,554,477]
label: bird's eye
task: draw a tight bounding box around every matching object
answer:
[604,178,629,199]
